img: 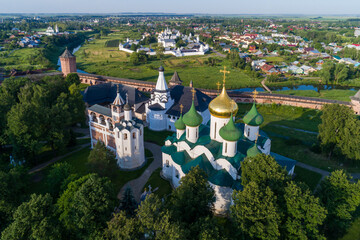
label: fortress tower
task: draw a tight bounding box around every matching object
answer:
[60,47,77,76]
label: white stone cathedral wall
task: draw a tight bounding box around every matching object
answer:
[244,124,259,141]
[210,183,233,215]
[222,141,237,157]
[210,115,230,142]
[186,126,199,143]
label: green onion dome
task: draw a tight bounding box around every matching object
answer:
[183,101,203,127]
[174,115,186,130]
[246,143,262,157]
[243,103,264,126]
[219,114,241,141]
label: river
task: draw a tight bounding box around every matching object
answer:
[232,84,359,93]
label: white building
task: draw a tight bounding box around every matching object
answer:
[87,86,146,169]
[161,83,296,214]
[145,66,211,132]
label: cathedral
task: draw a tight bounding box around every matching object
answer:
[87,85,145,169]
[161,68,296,214]
[145,66,211,131]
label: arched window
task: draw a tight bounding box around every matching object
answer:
[91,113,98,123]
[166,160,169,167]
[99,115,106,125]
[214,122,217,138]
[133,132,136,139]
[124,133,128,140]
[140,129,142,136]
[247,127,250,137]
[107,119,113,131]
[225,142,227,153]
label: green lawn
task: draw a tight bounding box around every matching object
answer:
[237,103,322,133]
[237,103,360,173]
[340,217,360,240]
[142,168,173,198]
[293,166,322,191]
[0,48,50,71]
[264,56,285,62]
[144,127,174,146]
[75,33,261,89]
[277,89,357,102]
[30,147,155,195]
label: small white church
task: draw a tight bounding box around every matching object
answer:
[87,85,145,169]
[145,66,211,132]
[161,69,296,214]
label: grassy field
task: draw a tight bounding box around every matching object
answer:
[142,168,173,198]
[0,48,50,71]
[75,33,262,89]
[264,56,285,62]
[293,166,322,191]
[144,127,174,146]
[340,217,360,240]
[277,89,357,102]
[31,147,155,195]
[238,103,360,173]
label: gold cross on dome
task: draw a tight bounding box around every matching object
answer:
[191,88,196,101]
[220,66,230,85]
[216,81,221,94]
[180,104,184,114]
[255,132,261,144]
[253,89,258,101]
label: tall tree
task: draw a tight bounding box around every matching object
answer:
[1,194,61,240]
[104,211,141,240]
[241,154,289,195]
[168,166,215,225]
[283,182,327,240]
[319,104,360,160]
[57,173,116,239]
[45,162,72,197]
[87,141,118,178]
[318,170,360,239]
[119,187,137,217]
[137,194,186,240]
[231,182,281,240]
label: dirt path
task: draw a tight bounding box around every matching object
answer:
[117,142,162,202]
[261,77,272,93]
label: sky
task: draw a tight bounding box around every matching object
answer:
[2,0,360,15]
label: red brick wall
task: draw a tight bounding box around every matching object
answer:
[107,135,116,149]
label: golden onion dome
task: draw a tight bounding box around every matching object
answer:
[208,86,238,118]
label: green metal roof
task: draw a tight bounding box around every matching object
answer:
[208,169,234,187]
[174,115,186,130]
[246,143,262,158]
[242,103,264,126]
[219,114,242,141]
[183,101,203,127]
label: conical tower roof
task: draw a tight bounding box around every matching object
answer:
[155,66,168,91]
[219,113,241,141]
[60,47,74,58]
[243,103,264,126]
[183,101,203,127]
[169,71,182,85]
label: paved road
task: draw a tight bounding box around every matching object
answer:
[117,142,162,202]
